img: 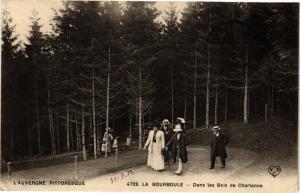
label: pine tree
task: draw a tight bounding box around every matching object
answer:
[122,2,161,149]
[52,1,124,158]
[1,10,21,161]
[156,3,183,124]
[25,10,49,154]
[52,1,103,158]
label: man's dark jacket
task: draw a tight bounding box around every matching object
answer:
[210,133,229,159]
[162,126,173,145]
[166,132,191,163]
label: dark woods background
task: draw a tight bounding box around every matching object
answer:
[2,2,298,161]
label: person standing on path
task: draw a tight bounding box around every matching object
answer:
[102,127,114,156]
[166,124,191,175]
[144,122,165,171]
[210,125,229,169]
[161,119,173,166]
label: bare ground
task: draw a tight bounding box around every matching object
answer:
[0,145,297,193]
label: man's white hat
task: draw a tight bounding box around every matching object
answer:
[173,124,183,132]
[177,117,186,124]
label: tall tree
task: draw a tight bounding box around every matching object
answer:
[180,2,203,129]
[1,10,21,161]
[52,1,124,158]
[25,10,48,154]
[122,2,160,149]
[158,3,182,123]
[52,1,103,158]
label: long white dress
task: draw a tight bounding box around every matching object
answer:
[145,130,165,170]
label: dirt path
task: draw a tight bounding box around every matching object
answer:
[1,146,297,192]
[0,149,147,180]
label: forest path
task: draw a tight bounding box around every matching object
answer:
[86,146,297,193]
[1,146,297,192]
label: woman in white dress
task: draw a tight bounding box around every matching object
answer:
[144,125,165,171]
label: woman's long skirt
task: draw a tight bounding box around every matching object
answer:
[147,142,164,170]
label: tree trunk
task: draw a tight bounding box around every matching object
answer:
[206,11,212,129]
[138,63,142,150]
[92,67,97,159]
[34,73,41,154]
[184,76,187,131]
[28,127,32,157]
[193,41,197,129]
[205,57,210,128]
[142,112,145,145]
[170,63,174,123]
[75,113,79,151]
[224,91,228,124]
[271,86,274,119]
[50,111,56,155]
[265,104,268,123]
[247,89,250,119]
[96,117,100,154]
[243,45,249,124]
[51,112,56,155]
[276,89,280,119]
[70,115,73,150]
[289,100,292,117]
[99,118,102,155]
[106,48,111,129]
[106,12,112,129]
[81,105,87,160]
[267,89,271,119]
[90,118,92,141]
[10,129,14,160]
[56,112,60,153]
[66,104,70,152]
[129,106,132,149]
[136,105,138,125]
[214,86,218,125]
[48,86,55,156]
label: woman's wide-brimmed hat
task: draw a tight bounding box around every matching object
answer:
[212,125,221,130]
[173,124,183,132]
[176,117,186,124]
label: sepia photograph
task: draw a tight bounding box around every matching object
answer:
[0,0,298,192]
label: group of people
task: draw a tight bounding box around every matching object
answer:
[144,117,192,175]
[102,127,118,155]
[101,117,229,174]
[144,118,229,175]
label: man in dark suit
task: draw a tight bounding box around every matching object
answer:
[161,119,173,145]
[161,119,173,166]
[210,125,229,169]
[166,124,191,175]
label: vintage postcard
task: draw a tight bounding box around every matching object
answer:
[0,0,298,192]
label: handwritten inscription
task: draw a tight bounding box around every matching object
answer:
[110,169,134,184]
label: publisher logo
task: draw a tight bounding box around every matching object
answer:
[268,166,281,178]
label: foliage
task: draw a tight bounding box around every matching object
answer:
[1,2,298,160]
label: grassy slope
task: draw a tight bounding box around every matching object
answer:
[188,120,297,150]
